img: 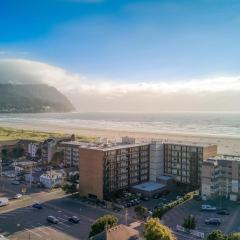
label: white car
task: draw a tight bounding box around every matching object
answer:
[201,204,217,211]
[14,194,23,199]
[0,235,9,240]
[0,198,9,207]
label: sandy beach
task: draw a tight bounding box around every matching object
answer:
[0,121,240,155]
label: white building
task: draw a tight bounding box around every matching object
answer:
[39,170,66,188]
[149,141,164,181]
[28,142,39,158]
[201,155,240,201]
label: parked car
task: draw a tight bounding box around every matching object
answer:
[34,168,42,172]
[68,216,80,223]
[124,202,132,208]
[157,202,165,208]
[11,180,20,185]
[162,190,170,196]
[153,193,161,199]
[176,195,182,200]
[37,182,44,188]
[140,196,150,201]
[201,204,217,211]
[47,216,59,224]
[205,218,221,225]
[0,234,9,240]
[217,209,230,215]
[0,198,9,207]
[14,194,22,199]
[32,203,43,209]
[193,195,202,201]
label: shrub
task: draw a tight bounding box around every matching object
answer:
[89,214,118,237]
[153,192,193,219]
[182,215,196,230]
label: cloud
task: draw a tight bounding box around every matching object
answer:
[0,58,240,112]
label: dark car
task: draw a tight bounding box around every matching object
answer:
[153,193,161,199]
[12,180,20,185]
[124,202,132,208]
[217,209,230,215]
[161,190,170,196]
[68,216,80,223]
[47,216,59,224]
[193,195,202,201]
[140,196,150,201]
[205,218,221,225]
[32,203,43,209]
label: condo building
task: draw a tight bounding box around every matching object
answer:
[201,155,240,201]
[41,139,58,164]
[79,140,150,200]
[163,142,217,187]
[59,141,83,168]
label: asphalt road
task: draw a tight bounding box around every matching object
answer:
[0,176,141,240]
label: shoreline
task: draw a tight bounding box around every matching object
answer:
[0,121,240,155]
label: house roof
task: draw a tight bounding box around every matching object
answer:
[91,224,140,240]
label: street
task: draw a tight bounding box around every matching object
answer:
[0,176,142,240]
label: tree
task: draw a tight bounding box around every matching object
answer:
[69,173,79,183]
[62,183,77,194]
[51,151,64,166]
[144,217,176,240]
[135,205,148,217]
[89,214,118,237]
[228,232,240,240]
[12,147,24,158]
[207,230,226,240]
[182,215,196,230]
[1,149,9,162]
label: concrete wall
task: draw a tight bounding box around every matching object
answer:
[149,141,164,181]
[203,145,218,160]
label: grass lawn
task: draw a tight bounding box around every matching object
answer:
[0,126,95,142]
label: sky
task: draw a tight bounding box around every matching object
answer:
[0,0,240,112]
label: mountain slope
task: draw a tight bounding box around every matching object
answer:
[0,84,75,113]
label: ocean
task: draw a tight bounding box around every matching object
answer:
[0,112,240,138]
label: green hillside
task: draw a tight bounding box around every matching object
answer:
[0,84,75,113]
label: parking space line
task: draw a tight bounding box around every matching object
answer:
[31,225,50,236]
[58,221,71,228]
[24,228,43,238]
[36,223,58,233]
[54,224,65,231]
[57,216,68,222]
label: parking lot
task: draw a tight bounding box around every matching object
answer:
[162,197,240,239]
[0,201,91,240]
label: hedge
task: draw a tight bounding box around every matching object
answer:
[153,192,193,218]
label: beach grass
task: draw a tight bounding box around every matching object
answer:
[0,126,95,142]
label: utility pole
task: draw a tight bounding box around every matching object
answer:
[125,208,128,225]
[0,159,2,177]
[30,165,32,188]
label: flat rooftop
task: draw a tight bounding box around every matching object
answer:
[61,141,149,151]
[157,175,174,181]
[131,181,165,192]
[209,154,240,162]
[86,142,150,151]
[60,141,90,146]
[163,141,215,147]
